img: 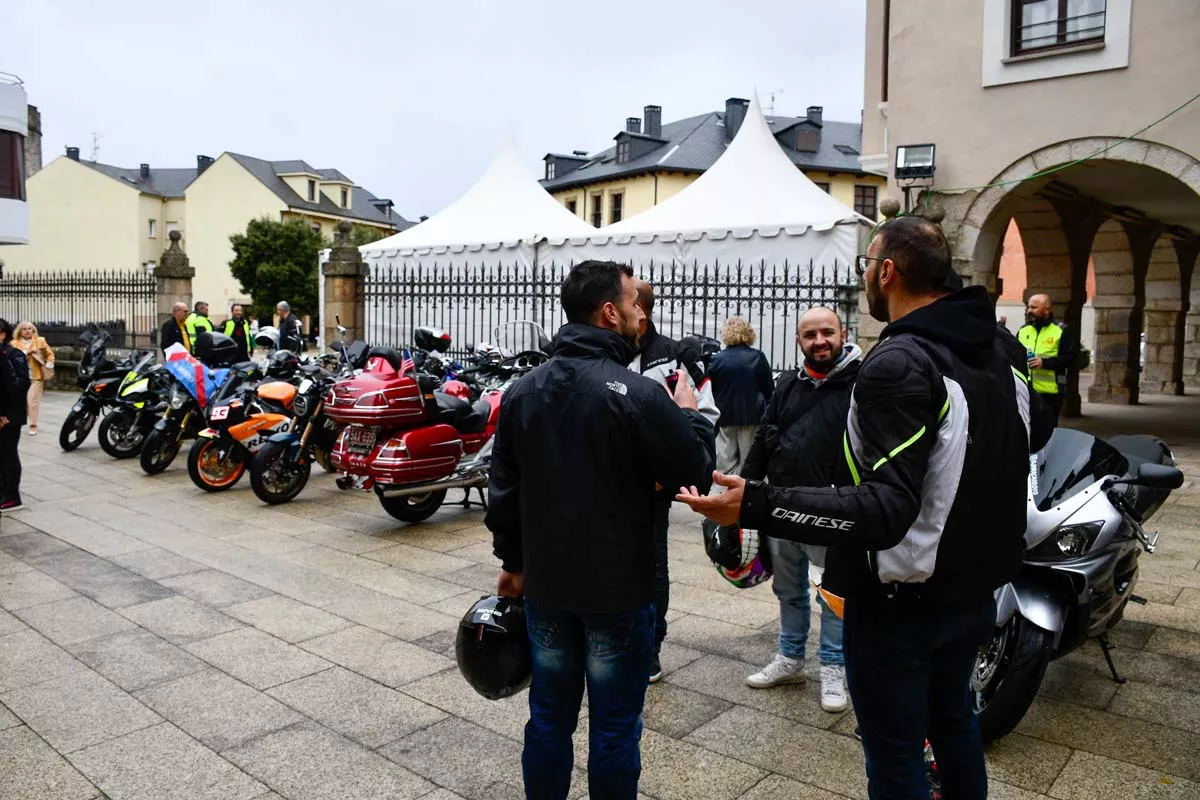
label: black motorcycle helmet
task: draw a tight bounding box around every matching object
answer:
[456,595,531,700]
[266,349,300,380]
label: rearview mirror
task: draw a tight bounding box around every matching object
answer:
[1134,463,1184,490]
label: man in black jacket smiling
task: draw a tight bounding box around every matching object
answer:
[679,217,1052,800]
[487,259,716,800]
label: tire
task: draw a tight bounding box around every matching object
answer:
[140,428,182,475]
[972,616,1054,743]
[98,412,144,459]
[249,441,312,505]
[59,408,97,452]
[187,438,246,492]
[378,490,447,524]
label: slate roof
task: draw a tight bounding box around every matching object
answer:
[541,109,867,193]
[75,154,410,229]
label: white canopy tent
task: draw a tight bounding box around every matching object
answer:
[540,93,867,269]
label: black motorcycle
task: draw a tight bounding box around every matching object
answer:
[60,328,149,452]
[97,353,170,459]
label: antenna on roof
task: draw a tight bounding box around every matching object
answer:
[89,132,100,161]
[766,89,784,116]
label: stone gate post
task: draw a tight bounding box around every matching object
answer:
[323,221,367,349]
[155,230,194,332]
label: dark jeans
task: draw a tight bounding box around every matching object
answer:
[1041,391,1063,422]
[0,424,21,502]
[523,599,655,800]
[652,499,671,652]
[844,594,996,800]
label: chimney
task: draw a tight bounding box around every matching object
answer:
[66,146,80,161]
[807,105,823,126]
[139,163,150,178]
[724,97,749,141]
[25,105,42,178]
[643,105,662,139]
[196,155,214,174]
[625,117,641,134]
[572,150,588,157]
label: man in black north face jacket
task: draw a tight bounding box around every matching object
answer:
[679,217,1052,800]
[487,260,715,798]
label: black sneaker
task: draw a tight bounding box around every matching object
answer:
[648,655,663,684]
[0,498,23,512]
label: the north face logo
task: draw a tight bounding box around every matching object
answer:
[607,381,628,396]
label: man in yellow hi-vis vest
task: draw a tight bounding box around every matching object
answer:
[1018,294,1077,420]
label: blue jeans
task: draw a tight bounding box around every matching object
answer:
[769,538,844,666]
[523,599,655,800]
[844,595,996,800]
[651,500,671,653]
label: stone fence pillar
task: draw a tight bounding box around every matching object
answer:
[323,221,367,349]
[155,230,194,333]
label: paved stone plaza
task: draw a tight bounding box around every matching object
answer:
[1,390,1198,799]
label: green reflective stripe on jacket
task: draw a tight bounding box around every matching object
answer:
[1011,366,1030,385]
[1018,322,1062,395]
[184,313,213,338]
[843,431,861,487]
[871,425,928,471]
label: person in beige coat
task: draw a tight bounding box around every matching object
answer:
[14,322,54,435]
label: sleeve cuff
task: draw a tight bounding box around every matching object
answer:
[740,480,770,529]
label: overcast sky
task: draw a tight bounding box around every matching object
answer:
[4,0,866,220]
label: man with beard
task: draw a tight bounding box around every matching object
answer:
[1018,294,1077,421]
[740,307,859,715]
[677,217,1052,800]
[628,280,721,683]
[487,260,716,799]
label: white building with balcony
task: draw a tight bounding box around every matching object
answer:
[0,71,29,246]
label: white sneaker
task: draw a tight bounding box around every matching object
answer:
[746,654,805,689]
[820,664,848,712]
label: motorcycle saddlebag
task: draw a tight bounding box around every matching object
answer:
[333,423,463,485]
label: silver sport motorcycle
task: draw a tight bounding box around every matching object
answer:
[972,427,1184,742]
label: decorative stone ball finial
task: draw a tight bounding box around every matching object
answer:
[332,220,354,248]
[168,229,182,243]
[923,206,946,224]
[879,198,902,219]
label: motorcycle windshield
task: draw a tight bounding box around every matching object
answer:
[1034,428,1129,511]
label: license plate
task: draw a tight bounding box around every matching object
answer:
[345,427,376,454]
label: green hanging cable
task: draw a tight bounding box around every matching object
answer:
[922,90,1200,209]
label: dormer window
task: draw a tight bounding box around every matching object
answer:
[307,179,316,202]
[796,129,819,153]
[616,140,632,165]
[546,161,556,180]
[340,188,348,207]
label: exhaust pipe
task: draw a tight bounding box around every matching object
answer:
[374,471,487,499]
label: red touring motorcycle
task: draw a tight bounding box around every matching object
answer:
[326,346,507,523]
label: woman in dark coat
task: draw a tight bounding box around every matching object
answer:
[0,318,30,511]
[707,316,774,476]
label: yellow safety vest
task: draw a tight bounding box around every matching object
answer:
[1018,322,1063,396]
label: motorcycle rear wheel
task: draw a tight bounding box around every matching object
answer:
[98,412,143,459]
[60,408,97,452]
[249,441,312,505]
[972,616,1053,743]
[140,428,182,475]
[187,438,246,492]
[378,490,447,524]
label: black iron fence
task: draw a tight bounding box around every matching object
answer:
[0,270,158,349]
[364,259,859,371]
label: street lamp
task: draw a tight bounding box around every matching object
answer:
[895,144,936,212]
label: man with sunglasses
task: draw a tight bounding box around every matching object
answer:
[678,216,1052,799]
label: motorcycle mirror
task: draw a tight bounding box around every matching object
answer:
[1133,463,1184,490]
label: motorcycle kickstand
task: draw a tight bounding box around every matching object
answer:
[1098,634,1127,685]
[476,486,488,511]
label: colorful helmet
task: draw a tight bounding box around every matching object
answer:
[456,595,532,700]
[702,519,773,589]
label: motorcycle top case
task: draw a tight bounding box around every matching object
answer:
[324,350,430,426]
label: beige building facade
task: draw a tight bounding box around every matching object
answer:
[5,149,407,314]
[861,0,1200,413]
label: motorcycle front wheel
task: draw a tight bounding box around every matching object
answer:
[140,428,182,475]
[60,407,98,452]
[98,411,144,459]
[249,441,312,505]
[972,615,1053,743]
[187,438,246,492]
[378,490,447,524]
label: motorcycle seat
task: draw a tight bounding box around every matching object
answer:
[434,392,488,434]
[368,347,405,372]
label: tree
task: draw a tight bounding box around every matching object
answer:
[228,217,325,320]
[351,224,389,248]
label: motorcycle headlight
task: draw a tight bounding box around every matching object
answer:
[1032,521,1104,560]
[292,395,309,417]
[170,386,187,409]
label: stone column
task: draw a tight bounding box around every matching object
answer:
[322,221,367,350]
[1088,221,1158,405]
[1177,240,1200,393]
[1045,197,1104,417]
[1141,239,1188,395]
[154,230,195,331]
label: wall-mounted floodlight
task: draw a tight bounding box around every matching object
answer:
[895,144,936,180]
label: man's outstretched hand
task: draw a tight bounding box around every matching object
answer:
[676,472,745,526]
